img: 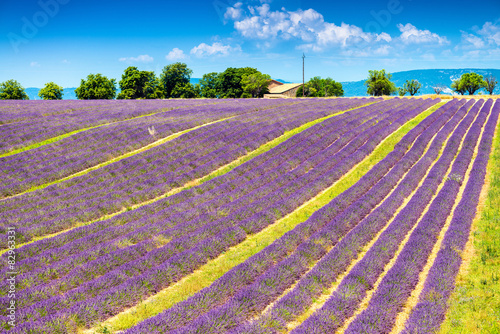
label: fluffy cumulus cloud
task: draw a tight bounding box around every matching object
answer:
[118,54,154,63]
[190,42,241,57]
[397,23,449,45]
[225,4,390,51]
[165,48,187,61]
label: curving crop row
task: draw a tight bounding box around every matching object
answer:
[343,99,491,333]
[290,99,486,334]
[402,100,499,333]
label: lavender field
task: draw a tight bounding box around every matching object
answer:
[1,97,498,334]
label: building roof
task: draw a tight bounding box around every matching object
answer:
[269,79,284,86]
[269,83,303,94]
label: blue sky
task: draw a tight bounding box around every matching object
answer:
[1,0,499,87]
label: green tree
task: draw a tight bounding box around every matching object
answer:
[461,72,486,95]
[198,72,220,98]
[0,80,29,100]
[241,72,271,98]
[365,69,397,96]
[322,78,344,97]
[452,72,486,96]
[451,79,466,95]
[296,77,343,97]
[484,75,497,95]
[216,67,258,98]
[38,82,64,100]
[75,74,116,100]
[403,79,422,96]
[117,67,163,99]
[159,62,193,98]
[398,87,407,96]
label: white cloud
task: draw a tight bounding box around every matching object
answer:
[190,42,241,57]
[477,21,500,46]
[376,33,392,43]
[226,4,389,51]
[30,61,40,67]
[397,23,449,45]
[455,21,500,57]
[224,2,243,21]
[62,59,70,64]
[460,31,486,49]
[118,54,154,63]
[165,48,187,61]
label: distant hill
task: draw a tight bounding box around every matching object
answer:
[341,68,500,97]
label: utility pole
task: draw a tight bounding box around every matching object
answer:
[302,53,305,97]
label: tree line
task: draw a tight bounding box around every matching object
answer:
[0,64,276,100]
[0,65,497,100]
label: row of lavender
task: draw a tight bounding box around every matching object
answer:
[292,98,490,334]
[1,98,436,332]
[0,99,223,152]
[402,100,499,333]
[0,98,373,244]
[122,98,467,334]
[0,99,308,197]
[343,99,496,333]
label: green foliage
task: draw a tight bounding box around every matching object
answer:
[198,72,220,98]
[117,67,163,99]
[451,79,466,95]
[294,85,311,98]
[75,74,116,100]
[241,72,271,98]
[216,67,258,98]
[38,82,64,100]
[402,79,422,96]
[451,72,486,95]
[0,79,29,100]
[171,82,198,98]
[484,75,497,95]
[365,69,397,96]
[159,62,194,98]
[398,87,406,96]
[296,77,343,97]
